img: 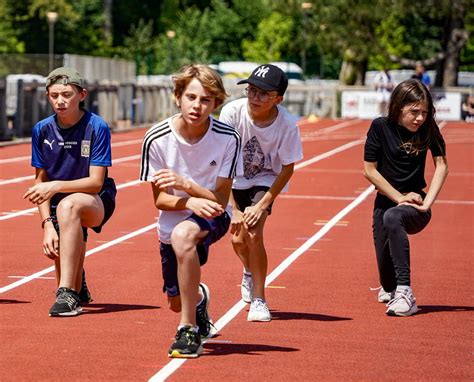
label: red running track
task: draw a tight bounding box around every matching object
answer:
[0,119,472,381]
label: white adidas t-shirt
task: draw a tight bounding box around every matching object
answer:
[140,115,241,244]
[219,98,303,190]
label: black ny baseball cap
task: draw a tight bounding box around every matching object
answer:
[237,64,288,95]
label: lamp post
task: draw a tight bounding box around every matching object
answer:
[301,2,313,75]
[47,11,58,72]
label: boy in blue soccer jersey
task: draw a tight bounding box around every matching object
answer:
[140,64,240,358]
[23,67,116,317]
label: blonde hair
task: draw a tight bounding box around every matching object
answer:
[172,64,228,108]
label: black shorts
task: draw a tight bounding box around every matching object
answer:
[50,180,116,242]
[159,211,230,297]
[232,186,273,215]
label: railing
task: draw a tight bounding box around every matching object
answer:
[1,80,471,141]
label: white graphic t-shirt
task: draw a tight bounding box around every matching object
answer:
[220,98,303,191]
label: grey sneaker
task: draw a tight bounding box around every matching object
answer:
[386,286,418,317]
[49,287,82,317]
[378,287,395,303]
[241,271,253,303]
[247,297,271,322]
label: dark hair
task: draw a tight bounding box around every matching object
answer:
[387,79,444,155]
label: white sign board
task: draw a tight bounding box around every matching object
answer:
[341,90,462,121]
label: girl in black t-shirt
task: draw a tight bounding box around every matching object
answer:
[363,79,448,317]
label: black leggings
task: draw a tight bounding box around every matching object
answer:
[372,193,431,291]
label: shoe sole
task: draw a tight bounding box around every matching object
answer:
[49,307,83,317]
[386,305,418,317]
[247,313,272,322]
[168,346,203,358]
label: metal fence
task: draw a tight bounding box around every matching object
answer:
[1,78,471,142]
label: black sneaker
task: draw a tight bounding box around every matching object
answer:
[196,283,216,338]
[168,326,203,358]
[78,269,93,303]
[49,287,82,317]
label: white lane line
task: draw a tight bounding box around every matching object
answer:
[295,139,364,170]
[0,154,142,186]
[0,223,157,294]
[0,156,31,164]
[0,137,362,220]
[300,119,362,137]
[149,185,376,382]
[0,138,143,165]
[0,179,145,221]
[0,175,34,186]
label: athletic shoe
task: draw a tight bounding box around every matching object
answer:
[49,287,82,317]
[168,326,203,358]
[241,271,253,303]
[78,269,93,303]
[378,287,395,303]
[196,283,216,338]
[386,286,418,317]
[247,297,271,322]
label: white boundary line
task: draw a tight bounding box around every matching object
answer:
[0,223,157,294]
[149,185,375,382]
[0,138,363,221]
[0,138,143,164]
[0,179,144,221]
[0,154,142,186]
[295,139,364,170]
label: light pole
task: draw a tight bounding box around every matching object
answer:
[47,11,58,72]
[301,2,313,75]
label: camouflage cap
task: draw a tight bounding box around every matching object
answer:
[46,67,83,89]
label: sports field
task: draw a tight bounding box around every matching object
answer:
[1,118,472,381]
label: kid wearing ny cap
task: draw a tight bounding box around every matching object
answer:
[23,67,116,317]
[219,64,303,322]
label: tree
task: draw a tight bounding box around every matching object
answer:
[242,12,294,62]
[0,0,24,53]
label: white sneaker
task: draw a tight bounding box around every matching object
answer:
[241,272,253,303]
[378,287,395,303]
[386,286,418,316]
[247,298,271,322]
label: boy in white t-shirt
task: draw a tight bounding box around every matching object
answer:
[140,64,240,358]
[219,64,303,322]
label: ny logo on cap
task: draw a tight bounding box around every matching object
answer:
[254,66,270,78]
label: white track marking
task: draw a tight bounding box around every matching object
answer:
[295,139,364,170]
[149,185,375,381]
[0,180,145,221]
[0,154,141,186]
[0,223,157,294]
[0,138,362,220]
[0,138,143,164]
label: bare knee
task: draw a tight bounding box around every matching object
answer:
[56,199,80,223]
[246,229,264,247]
[231,234,247,252]
[171,225,201,254]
